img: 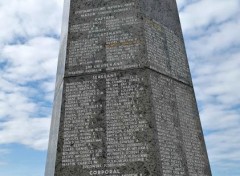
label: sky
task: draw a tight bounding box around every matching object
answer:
[0,0,239,176]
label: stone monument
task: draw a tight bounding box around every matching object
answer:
[45,0,212,175]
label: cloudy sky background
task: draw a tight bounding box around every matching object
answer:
[0,0,239,175]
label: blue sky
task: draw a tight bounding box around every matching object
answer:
[0,0,240,176]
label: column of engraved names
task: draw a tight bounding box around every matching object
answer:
[144,19,170,75]
[150,74,186,176]
[62,79,104,169]
[67,2,141,75]
[165,29,191,84]
[175,83,206,175]
[106,73,148,168]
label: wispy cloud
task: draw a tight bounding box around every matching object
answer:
[0,0,63,43]
[179,0,240,36]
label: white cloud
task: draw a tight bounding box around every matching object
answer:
[177,0,200,10]
[0,0,63,43]
[0,0,62,152]
[188,19,240,58]
[0,36,59,150]
[1,37,59,83]
[194,53,240,105]
[0,57,56,151]
[206,127,240,170]
[179,0,240,35]
[0,117,51,150]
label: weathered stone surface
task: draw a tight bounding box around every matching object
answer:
[45,0,212,176]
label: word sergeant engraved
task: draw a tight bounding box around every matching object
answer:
[59,71,160,175]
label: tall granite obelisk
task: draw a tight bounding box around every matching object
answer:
[45,0,212,175]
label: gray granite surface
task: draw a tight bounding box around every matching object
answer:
[45,0,212,175]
